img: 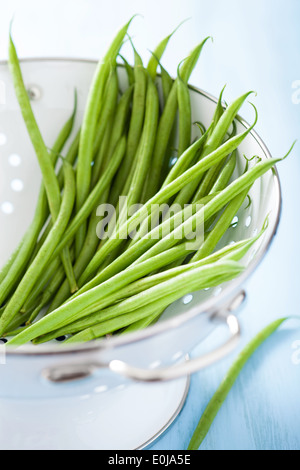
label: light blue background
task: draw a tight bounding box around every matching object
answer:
[0,0,299,451]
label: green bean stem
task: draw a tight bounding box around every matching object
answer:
[187,317,291,450]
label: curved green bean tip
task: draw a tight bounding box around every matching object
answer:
[126,34,140,58]
[147,50,163,67]
[147,50,160,67]
[177,58,187,80]
[220,84,227,98]
[124,14,143,30]
[281,140,297,161]
[261,214,270,232]
[179,36,212,83]
[247,102,259,130]
[168,17,191,38]
[72,89,78,119]
[9,15,16,37]
[228,120,237,139]
[194,121,209,136]
[243,154,260,173]
[244,194,252,209]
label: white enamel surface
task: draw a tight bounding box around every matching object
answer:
[0,376,188,450]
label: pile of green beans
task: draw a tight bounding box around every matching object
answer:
[0,18,290,346]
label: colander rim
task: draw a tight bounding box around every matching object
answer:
[0,58,282,357]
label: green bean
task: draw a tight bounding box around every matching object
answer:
[27,265,67,323]
[162,123,212,189]
[47,128,118,314]
[33,243,199,342]
[192,122,237,203]
[31,127,81,258]
[147,20,188,80]
[187,317,292,450]
[144,38,211,200]
[97,115,115,173]
[9,44,76,292]
[78,199,206,292]
[0,237,24,287]
[75,18,133,254]
[129,154,279,267]
[207,84,226,138]
[8,35,79,293]
[210,149,237,194]
[177,62,192,156]
[118,54,134,86]
[24,245,76,323]
[0,161,76,335]
[29,136,126,318]
[21,255,63,313]
[10,212,268,345]
[122,311,163,334]
[9,34,60,216]
[147,58,175,189]
[46,200,109,314]
[65,309,163,343]
[192,188,250,262]
[63,260,244,344]
[91,65,119,188]
[109,72,159,249]
[9,219,267,346]
[160,62,174,105]
[110,48,147,207]
[37,260,242,345]
[106,85,133,161]
[122,73,159,209]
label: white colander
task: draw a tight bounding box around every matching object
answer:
[0,59,281,449]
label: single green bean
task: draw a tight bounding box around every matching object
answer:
[177,62,192,156]
[187,317,292,450]
[9,35,78,292]
[147,20,188,80]
[118,54,134,85]
[91,65,119,188]
[110,50,147,206]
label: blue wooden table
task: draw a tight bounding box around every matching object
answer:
[0,0,299,451]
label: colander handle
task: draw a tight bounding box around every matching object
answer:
[42,311,241,384]
[108,312,240,382]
